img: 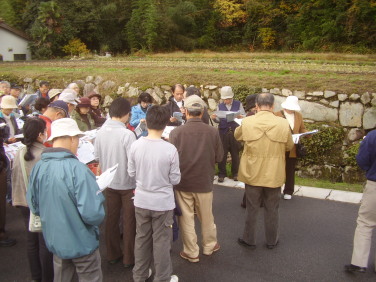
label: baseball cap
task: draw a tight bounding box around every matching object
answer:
[184,95,207,110]
[48,100,69,118]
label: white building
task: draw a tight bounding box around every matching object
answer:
[0,20,31,61]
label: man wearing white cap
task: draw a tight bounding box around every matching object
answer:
[275,96,307,200]
[211,86,245,183]
[27,118,105,282]
[58,89,79,114]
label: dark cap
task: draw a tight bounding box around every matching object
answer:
[48,100,69,118]
[77,97,91,108]
[10,84,22,90]
[88,92,101,101]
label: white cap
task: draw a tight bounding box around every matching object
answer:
[281,96,301,111]
[0,95,18,109]
[58,89,79,105]
[220,86,234,99]
[48,118,84,141]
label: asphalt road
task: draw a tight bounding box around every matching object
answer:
[1,185,375,282]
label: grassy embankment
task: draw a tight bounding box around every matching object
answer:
[1,51,373,192]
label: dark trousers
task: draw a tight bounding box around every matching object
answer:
[218,130,240,178]
[0,169,7,237]
[6,160,12,204]
[133,208,174,282]
[105,188,136,265]
[242,184,280,246]
[19,206,54,282]
[284,154,297,195]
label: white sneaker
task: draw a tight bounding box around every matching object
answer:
[170,275,179,282]
[148,268,152,279]
[283,194,292,200]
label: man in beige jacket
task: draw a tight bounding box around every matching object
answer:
[235,93,294,249]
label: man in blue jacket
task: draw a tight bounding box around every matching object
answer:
[345,130,376,274]
[27,118,105,282]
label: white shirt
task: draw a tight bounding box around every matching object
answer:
[283,110,295,130]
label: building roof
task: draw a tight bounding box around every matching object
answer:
[0,20,30,41]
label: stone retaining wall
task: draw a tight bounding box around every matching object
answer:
[24,76,375,183]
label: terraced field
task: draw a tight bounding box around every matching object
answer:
[1,52,375,93]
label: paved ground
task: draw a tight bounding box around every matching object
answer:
[1,185,375,282]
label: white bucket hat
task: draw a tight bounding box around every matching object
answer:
[281,96,301,111]
[220,86,234,99]
[48,118,84,141]
[0,95,18,109]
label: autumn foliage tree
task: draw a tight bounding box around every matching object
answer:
[62,39,90,57]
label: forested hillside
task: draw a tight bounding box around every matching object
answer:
[1,0,375,58]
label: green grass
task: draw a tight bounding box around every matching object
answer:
[295,176,364,193]
[217,164,364,193]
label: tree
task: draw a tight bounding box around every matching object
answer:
[62,38,90,56]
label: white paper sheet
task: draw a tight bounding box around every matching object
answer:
[162,126,176,139]
[96,164,119,195]
[292,130,319,144]
[76,140,95,164]
[234,118,243,125]
[80,129,99,142]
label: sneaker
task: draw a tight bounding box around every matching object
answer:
[180,251,199,263]
[283,194,292,200]
[344,264,366,273]
[170,275,179,282]
[218,177,224,183]
[148,268,152,279]
[203,242,220,255]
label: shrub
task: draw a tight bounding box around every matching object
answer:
[232,85,261,104]
[62,38,90,57]
[300,123,345,167]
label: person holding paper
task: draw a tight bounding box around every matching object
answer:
[35,81,50,100]
[11,118,54,282]
[170,95,224,264]
[88,92,106,127]
[26,118,105,282]
[275,95,307,200]
[211,86,245,183]
[235,93,293,250]
[129,92,152,136]
[94,98,137,268]
[128,105,180,282]
[39,100,69,147]
[166,84,186,126]
[71,97,96,132]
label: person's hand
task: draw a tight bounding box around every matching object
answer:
[170,117,177,123]
[180,107,186,114]
[211,114,217,119]
[8,137,17,143]
[140,119,146,123]
[237,114,244,119]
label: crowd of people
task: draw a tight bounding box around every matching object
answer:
[0,80,374,281]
